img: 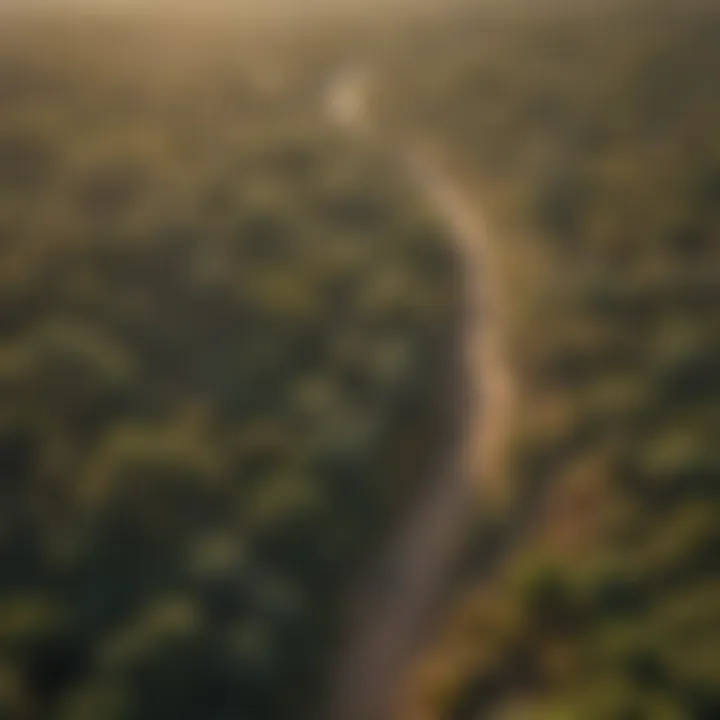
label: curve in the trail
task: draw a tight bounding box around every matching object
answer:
[323,69,512,720]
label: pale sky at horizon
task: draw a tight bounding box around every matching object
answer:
[0,0,436,8]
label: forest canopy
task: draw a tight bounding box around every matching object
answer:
[0,18,458,720]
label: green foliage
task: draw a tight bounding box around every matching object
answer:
[384,3,720,718]
[0,17,458,720]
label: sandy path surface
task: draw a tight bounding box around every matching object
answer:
[323,69,512,720]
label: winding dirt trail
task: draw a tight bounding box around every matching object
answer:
[323,69,513,720]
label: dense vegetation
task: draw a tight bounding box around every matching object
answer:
[3,3,719,718]
[382,3,720,718]
[0,18,459,720]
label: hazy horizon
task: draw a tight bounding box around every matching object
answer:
[0,0,452,12]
